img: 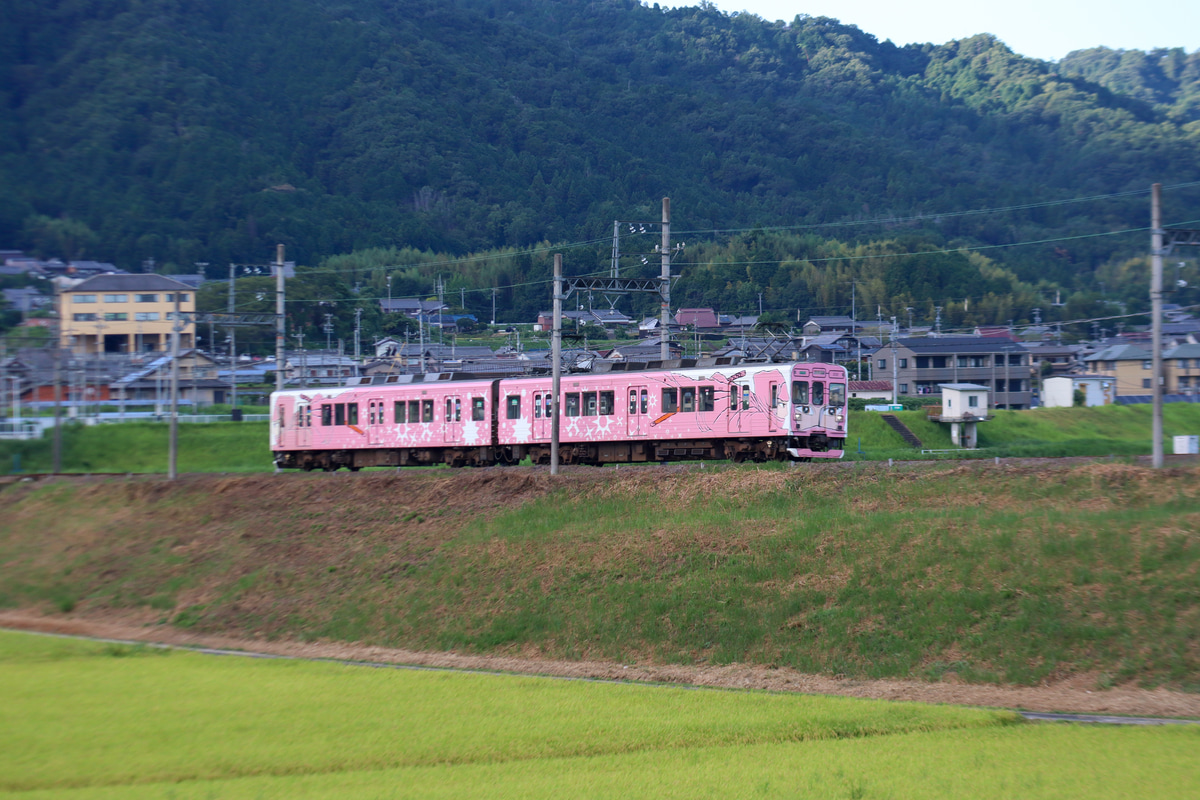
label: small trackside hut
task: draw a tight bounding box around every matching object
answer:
[270,360,849,470]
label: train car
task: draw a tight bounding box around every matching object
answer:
[271,373,500,470]
[495,361,846,465]
[270,360,847,470]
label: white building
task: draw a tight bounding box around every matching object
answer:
[1042,376,1115,408]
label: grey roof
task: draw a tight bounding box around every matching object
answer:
[1165,343,1200,358]
[66,274,194,292]
[883,336,1028,354]
[1084,344,1152,362]
[939,383,990,391]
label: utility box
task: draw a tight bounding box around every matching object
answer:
[1173,435,1199,455]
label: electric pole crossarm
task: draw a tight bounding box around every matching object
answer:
[1161,228,1200,254]
[562,277,665,298]
[187,312,277,326]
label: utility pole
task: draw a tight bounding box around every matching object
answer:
[274,244,285,394]
[660,198,671,361]
[1151,183,1165,468]
[437,275,445,347]
[293,332,306,388]
[491,287,496,327]
[168,291,181,480]
[323,313,333,352]
[228,263,237,410]
[890,317,899,405]
[354,308,362,364]
[551,254,563,476]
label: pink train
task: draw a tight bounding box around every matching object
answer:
[270,360,848,470]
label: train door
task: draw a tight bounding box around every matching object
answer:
[366,397,386,445]
[727,381,751,433]
[297,402,311,447]
[533,391,551,440]
[274,401,286,448]
[443,394,463,443]
[626,385,648,436]
[767,380,781,433]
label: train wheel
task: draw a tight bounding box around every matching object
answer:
[348,466,361,472]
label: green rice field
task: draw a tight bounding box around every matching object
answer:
[1,631,1196,799]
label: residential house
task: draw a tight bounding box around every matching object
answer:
[848,380,893,400]
[111,350,230,406]
[1165,343,1200,395]
[57,274,195,355]
[1042,376,1115,407]
[870,337,1035,408]
[801,316,858,336]
[1082,343,1154,397]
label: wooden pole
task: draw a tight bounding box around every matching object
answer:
[1151,183,1164,468]
[551,254,562,475]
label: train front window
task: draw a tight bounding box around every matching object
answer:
[792,381,809,404]
[829,383,845,406]
[812,381,825,406]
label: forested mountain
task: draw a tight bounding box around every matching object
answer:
[4,0,1200,336]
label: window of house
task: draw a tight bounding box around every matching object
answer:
[134,312,159,321]
[165,293,189,303]
[1179,359,1188,369]
[995,379,1006,392]
[1143,378,1152,388]
[1143,360,1152,370]
[662,388,678,413]
[583,391,597,416]
[1009,354,1023,365]
[395,401,406,423]
[103,294,127,303]
[135,294,158,303]
[877,358,887,370]
[681,387,695,412]
[792,380,809,404]
[900,383,908,394]
[956,356,969,368]
[968,395,979,408]
[932,356,948,368]
[506,395,521,420]
[565,393,580,416]
[916,356,931,369]
[699,386,714,412]
[898,358,908,369]
[1010,380,1023,392]
[104,313,127,321]
[74,295,96,303]
[73,313,96,321]
[422,400,434,423]
[599,391,614,415]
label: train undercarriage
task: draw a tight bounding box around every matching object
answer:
[274,435,843,471]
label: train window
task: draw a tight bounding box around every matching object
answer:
[730,385,739,411]
[662,388,678,413]
[829,383,846,406]
[629,390,637,414]
[348,403,359,426]
[408,400,420,423]
[812,381,825,406]
[534,394,542,418]
[506,395,520,420]
[792,381,809,404]
[321,405,332,426]
[305,407,312,427]
[583,392,597,416]
[454,398,462,421]
[334,404,346,426]
[599,391,614,415]
[422,400,434,423]
[699,386,714,412]
[565,393,580,417]
[681,388,694,412]
[473,397,485,421]
[395,401,406,424]
[741,386,751,411]
[770,385,778,408]
[368,403,375,425]
[640,389,648,414]
[543,394,552,418]
[445,398,452,421]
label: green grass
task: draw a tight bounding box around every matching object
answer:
[0,631,1195,799]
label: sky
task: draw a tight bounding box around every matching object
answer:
[693,0,1200,63]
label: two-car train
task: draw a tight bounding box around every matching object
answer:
[270,360,848,470]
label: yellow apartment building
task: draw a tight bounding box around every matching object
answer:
[58,274,195,355]
[1086,341,1200,396]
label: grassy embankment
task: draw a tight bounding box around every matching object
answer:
[2,463,1198,687]
[3,631,1198,799]
[3,403,1200,473]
